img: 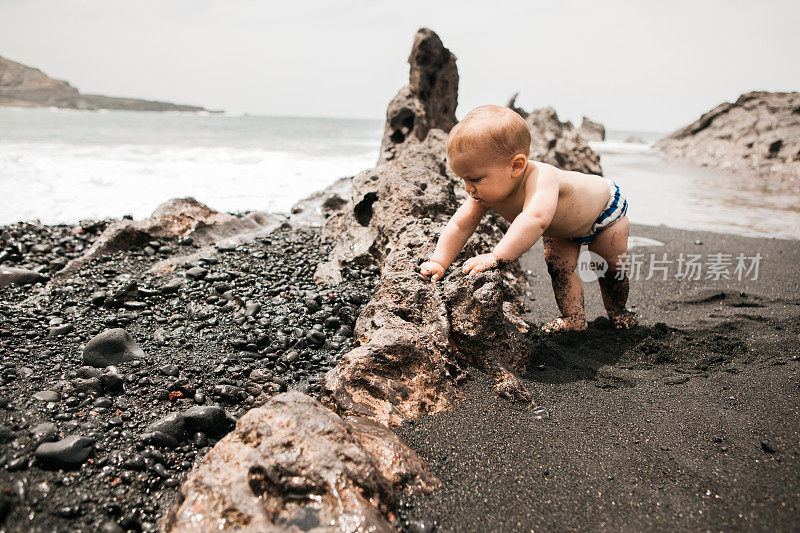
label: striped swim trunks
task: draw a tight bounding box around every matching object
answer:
[571,178,628,245]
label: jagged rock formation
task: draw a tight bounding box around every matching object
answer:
[0,55,212,112]
[378,28,458,162]
[507,93,603,175]
[655,91,800,180]
[163,392,438,532]
[578,116,606,142]
[318,131,534,425]
[288,176,352,230]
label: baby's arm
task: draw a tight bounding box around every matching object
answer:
[421,198,488,281]
[462,174,558,274]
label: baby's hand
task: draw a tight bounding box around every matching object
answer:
[420,261,445,282]
[462,253,502,275]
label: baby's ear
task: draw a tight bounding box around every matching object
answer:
[511,154,527,173]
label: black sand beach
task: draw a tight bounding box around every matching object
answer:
[0,216,798,532]
[0,222,377,532]
[395,223,800,532]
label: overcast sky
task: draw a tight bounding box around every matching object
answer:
[1,0,798,131]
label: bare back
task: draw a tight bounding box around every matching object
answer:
[491,161,612,239]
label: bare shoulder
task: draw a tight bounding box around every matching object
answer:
[538,161,604,188]
[525,161,560,196]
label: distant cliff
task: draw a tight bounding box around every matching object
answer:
[0,55,216,112]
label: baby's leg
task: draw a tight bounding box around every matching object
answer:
[542,237,586,332]
[587,216,637,329]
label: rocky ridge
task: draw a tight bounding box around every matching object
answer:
[655,91,800,180]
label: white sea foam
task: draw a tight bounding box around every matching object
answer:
[0,141,376,225]
[590,140,654,155]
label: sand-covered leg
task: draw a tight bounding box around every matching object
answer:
[543,237,587,332]
[589,216,638,329]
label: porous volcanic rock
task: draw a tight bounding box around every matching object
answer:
[163,29,537,533]
[318,128,534,425]
[288,176,353,230]
[507,93,604,175]
[655,91,800,180]
[163,392,438,532]
[578,116,606,142]
[379,28,458,162]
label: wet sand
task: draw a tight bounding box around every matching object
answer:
[395,224,800,532]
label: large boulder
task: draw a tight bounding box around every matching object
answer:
[379,28,458,162]
[162,392,438,532]
[578,116,606,142]
[655,91,800,180]
[507,93,604,175]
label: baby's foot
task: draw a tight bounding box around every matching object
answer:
[542,315,588,334]
[608,309,638,329]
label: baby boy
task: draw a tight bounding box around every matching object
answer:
[419,105,637,332]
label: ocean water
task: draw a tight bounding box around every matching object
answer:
[1,108,798,239]
[0,107,382,225]
[593,130,800,240]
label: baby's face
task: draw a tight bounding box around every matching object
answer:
[448,151,519,206]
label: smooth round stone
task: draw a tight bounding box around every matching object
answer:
[33,390,60,402]
[6,456,28,471]
[183,405,228,436]
[30,422,58,443]
[160,279,183,295]
[35,435,94,469]
[185,267,208,280]
[161,365,180,377]
[0,266,46,289]
[145,412,186,440]
[90,291,108,306]
[529,406,550,420]
[244,303,262,317]
[82,328,144,367]
[139,431,179,449]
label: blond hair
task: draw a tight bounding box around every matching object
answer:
[446,105,531,161]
